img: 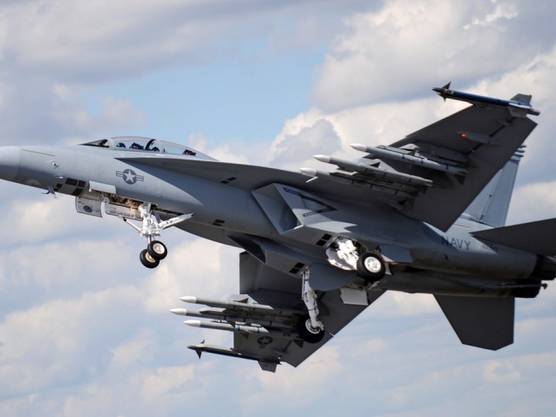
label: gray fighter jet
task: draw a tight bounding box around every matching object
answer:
[0,84,553,372]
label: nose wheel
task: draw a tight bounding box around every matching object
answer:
[124,203,193,269]
[139,240,168,268]
[140,249,159,269]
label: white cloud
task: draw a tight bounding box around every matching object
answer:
[142,239,239,313]
[140,364,196,402]
[0,286,142,397]
[109,330,156,369]
[270,118,342,169]
[508,180,556,223]
[241,346,342,411]
[353,337,389,355]
[313,0,555,111]
[0,194,109,245]
[465,1,519,28]
[483,360,521,384]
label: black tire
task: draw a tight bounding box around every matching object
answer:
[148,240,168,260]
[296,317,325,344]
[140,248,160,269]
[357,252,385,281]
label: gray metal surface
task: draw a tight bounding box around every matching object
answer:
[473,218,556,256]
[435,295,514,350]
[0,86,551,372]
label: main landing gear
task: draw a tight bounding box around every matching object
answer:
[124,203,193,269]
[298,267,325,344]
[296,239,388,344]
[325,237,386,282]
[356,252,386,281]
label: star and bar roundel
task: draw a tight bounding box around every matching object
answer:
[116,168,144,185]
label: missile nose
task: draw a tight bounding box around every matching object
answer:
[0,147,21,181]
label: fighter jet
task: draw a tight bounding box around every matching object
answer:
[0,85,553,372]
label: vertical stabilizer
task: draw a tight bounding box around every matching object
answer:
[465,145,525,227]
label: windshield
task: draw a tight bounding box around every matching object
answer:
[80,136,211,159]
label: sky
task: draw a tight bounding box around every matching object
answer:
[1,1,556,416]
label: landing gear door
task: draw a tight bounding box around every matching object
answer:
[75,193,103,217]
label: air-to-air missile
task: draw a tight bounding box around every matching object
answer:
[313,154,434,188]
[433,82,541,116]
[169,307,294,329]
[179,296,302,317]
[187,342,280,372]
[184,319,271,335]
[350,144,469,176]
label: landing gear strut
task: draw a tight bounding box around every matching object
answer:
[299,267,325,343]
[124,203,193,269]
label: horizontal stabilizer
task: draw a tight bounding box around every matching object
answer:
[472,218,556,256]
[435,295,514,350]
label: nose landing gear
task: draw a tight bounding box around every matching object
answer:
[140,248,159,269]
[148,240,168,260]
[124,203,193,269]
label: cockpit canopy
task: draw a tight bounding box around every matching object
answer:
[80,136,214,160]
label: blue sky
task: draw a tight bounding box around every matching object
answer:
[86,48,323,143]
[1,1,556,416]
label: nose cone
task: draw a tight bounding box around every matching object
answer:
[0,146,21,181]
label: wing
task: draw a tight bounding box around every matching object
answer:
[118,86,538,232]
[182,252,384,371]
[311,86,539,230]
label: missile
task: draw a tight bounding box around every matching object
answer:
[313,154,433,187]
[350,144,468,176]
[179,296,302,316]
[433,82,540,116]
[300,167,318,177]
[170,308,188,316]
[184,319,271,335]
[188,342,280,367]
[301,166,414,199]
[170,307,294,328]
